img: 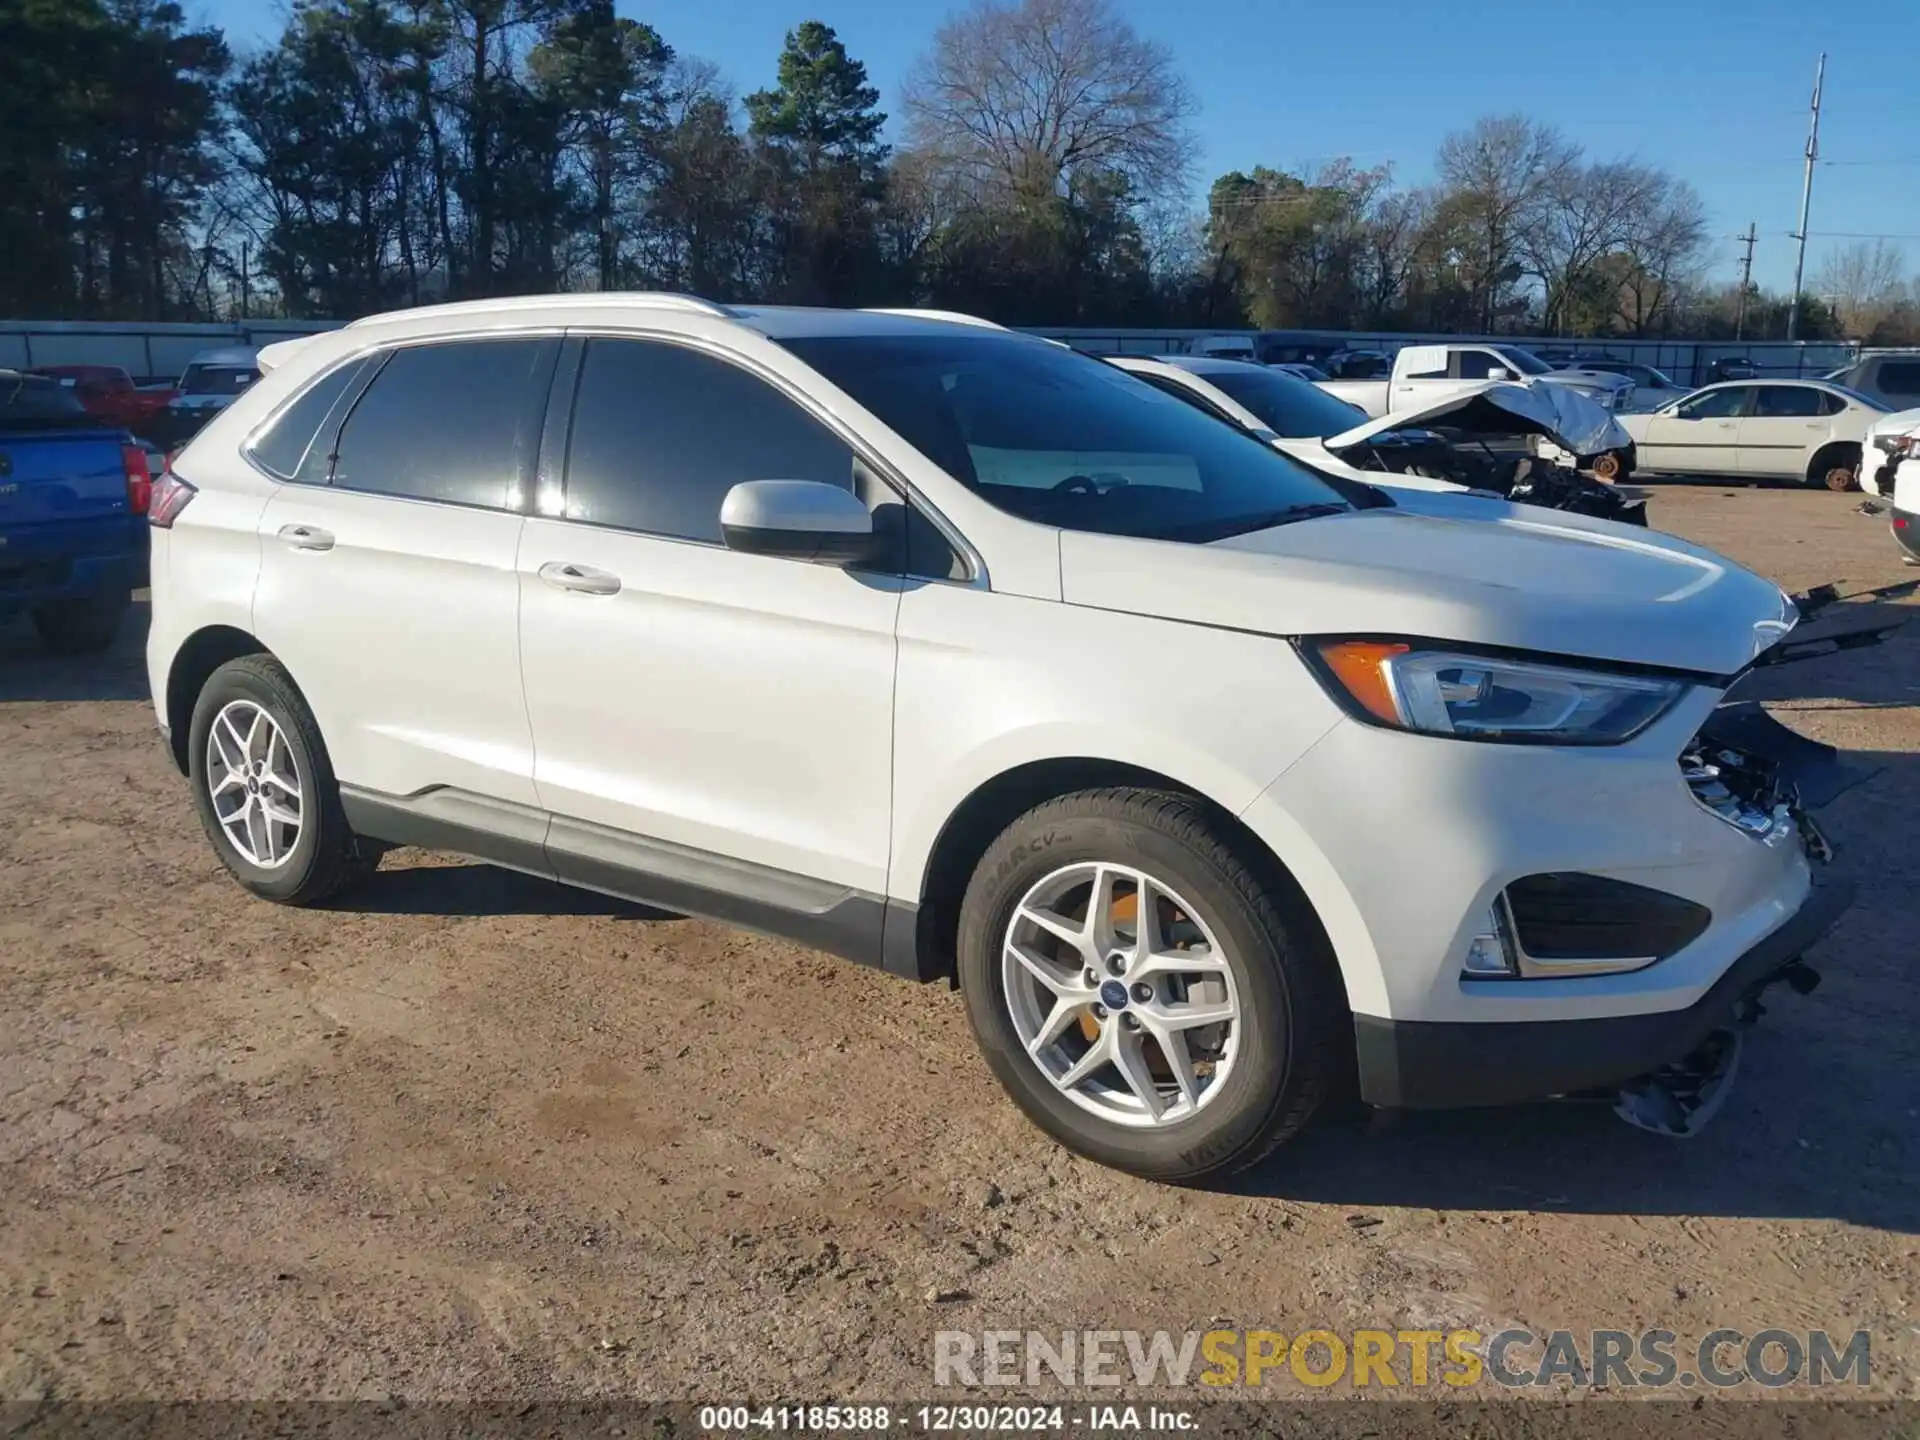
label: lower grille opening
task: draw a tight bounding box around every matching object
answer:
[1505,873,1711,966]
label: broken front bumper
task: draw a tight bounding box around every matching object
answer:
[1348,696,1865,1111]
[1352,876,1852,1109]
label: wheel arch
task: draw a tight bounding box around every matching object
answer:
[163,625,272,774]
[1807,439,1862,492]
[910,757,1340,1003]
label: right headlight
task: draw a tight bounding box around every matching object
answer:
[1303,639,1688,745]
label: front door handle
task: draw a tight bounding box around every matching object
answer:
[538,561,621,596]
[278,523,334,552]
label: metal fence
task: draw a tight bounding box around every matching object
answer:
[1020,327,1866,388]
[0,316,1894,392]
[0,319,343,383]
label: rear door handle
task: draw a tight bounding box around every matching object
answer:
[538,561,621,596]
[278,523,334,552]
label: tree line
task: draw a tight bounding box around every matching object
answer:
[6,0,1915,343]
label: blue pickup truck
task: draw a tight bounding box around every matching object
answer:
[0,370,151,653]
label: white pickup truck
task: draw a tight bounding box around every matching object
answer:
[1317,342,1636,420]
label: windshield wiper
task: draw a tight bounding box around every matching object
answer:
[1159,503,1350,543]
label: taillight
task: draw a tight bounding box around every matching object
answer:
[122,444,152,515]
[148,471,198,528]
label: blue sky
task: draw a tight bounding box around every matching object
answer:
[193,0,1920,292]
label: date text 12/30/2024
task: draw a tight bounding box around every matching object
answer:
[699,1406,1197,1432]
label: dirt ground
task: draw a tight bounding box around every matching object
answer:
[1,484,1916,1406]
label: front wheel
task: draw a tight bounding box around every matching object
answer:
[186,654,378,905]
[956,788,1343,1182]
[1589,448,1632,483]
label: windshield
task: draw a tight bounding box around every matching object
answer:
[1493,346,1554,377]
[180,363,257,396]
[782,334,1350,541]
[1203,367,1370,438]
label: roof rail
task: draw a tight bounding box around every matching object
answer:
[347,291,737,329]
[860,307,1008,332]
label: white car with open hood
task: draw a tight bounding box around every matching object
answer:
[148,294,1855,1180]
[1618,379,1888,490]
[1109,354,1646,524]
[1316,341,1637,427]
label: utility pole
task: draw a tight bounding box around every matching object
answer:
[1786,52,1826,341]
[239,241,250,322]
[1734,223,1757,340]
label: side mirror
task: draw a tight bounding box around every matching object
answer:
[1486,366,1513,382]
[720,479,878,565]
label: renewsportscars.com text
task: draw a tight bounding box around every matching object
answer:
[934,1327,1871,1390]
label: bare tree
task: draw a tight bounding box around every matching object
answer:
[1435,114,1577,330]
[1611,176,1706,335]
[902,0,1195,205]
[1525,159,1666,333]
[1814,239,1908,338]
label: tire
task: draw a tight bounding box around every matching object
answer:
[956,787,1343,1182]
[31,591,129,655]
[1809,445,1860,493]
[186,654,377,905]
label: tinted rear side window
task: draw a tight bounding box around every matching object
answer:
[564,338,854,542]
[249,359,367,481]
[0,375,93,425]
[1878,360,1920,396]
[332,339,553,509]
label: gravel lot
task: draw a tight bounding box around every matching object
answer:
[1,484,1915,1404]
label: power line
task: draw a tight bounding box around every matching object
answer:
[1792,230,1920,241]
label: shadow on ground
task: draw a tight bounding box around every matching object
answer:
[0,599,152,703]
[334,860,678,921]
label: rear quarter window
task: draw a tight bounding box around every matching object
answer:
[246,359,370,481]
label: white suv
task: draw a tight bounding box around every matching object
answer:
[147,295,1852,1179]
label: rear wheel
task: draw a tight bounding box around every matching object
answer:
[186,654,377,905]
[31,591,129,654]
[956,787,1343,1182]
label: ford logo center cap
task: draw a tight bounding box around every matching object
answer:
[1098,979,1130,1010]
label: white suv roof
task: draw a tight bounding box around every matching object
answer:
[340,293,1019,343]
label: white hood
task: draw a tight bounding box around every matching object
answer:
[1059,508,1796,677]
[1324,381,1626,458]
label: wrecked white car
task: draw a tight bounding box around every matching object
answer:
[1863,405,1920,499]
[1110,355,1646,525]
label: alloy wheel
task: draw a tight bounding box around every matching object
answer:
[205,699,303,869]
[1001,861,1241,1128]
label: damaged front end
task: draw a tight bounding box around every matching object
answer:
[1608,595,1894,1138]
[1324,383,1646,525]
